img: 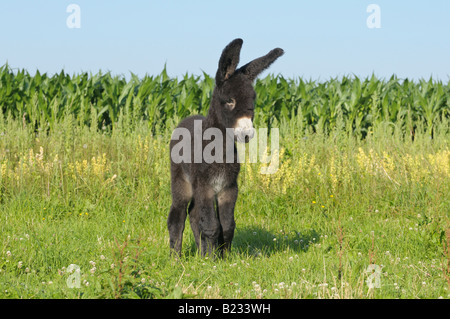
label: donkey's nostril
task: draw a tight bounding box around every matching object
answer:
[234,117,253,130]
[235,127,255,143]
[234,117,255,143]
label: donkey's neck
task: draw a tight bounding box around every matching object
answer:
[203,91,238,163]
[204,92,228,131]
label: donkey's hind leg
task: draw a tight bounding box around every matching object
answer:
[167,177,192,257]
[187,199,201,250]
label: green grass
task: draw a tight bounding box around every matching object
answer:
[1,118,448,299]
[0,69,449,299]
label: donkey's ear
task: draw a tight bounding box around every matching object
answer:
[237,48,284,81]
[215,38,243,86]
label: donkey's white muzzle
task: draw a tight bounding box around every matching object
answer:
[234,117,255,143]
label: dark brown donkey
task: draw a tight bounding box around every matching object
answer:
[168,38,284,257]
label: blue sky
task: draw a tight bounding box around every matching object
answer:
[1,0,449,80]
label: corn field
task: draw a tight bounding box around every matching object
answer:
[0,64,448,137]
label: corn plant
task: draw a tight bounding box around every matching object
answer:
[0,64,448,137]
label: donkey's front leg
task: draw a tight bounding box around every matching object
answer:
[217,184,238,258]
[191,186,220,257]
[167,176,192,257]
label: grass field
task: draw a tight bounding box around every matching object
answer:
[0,68,449,299]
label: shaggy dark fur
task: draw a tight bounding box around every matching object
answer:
[167,38,284,257]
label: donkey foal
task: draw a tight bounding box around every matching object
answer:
[168,38,284,257]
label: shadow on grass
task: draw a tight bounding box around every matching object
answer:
[232,226,321,257]
[181,226,321,258]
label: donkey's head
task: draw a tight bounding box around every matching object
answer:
[211,38,284,143]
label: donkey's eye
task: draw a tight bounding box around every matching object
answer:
[225,98,236,110]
